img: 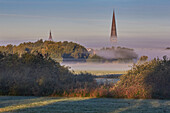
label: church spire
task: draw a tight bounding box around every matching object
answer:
[110,10,117,42]
[49,30,53,41]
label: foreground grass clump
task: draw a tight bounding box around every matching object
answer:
[113,56,170,99]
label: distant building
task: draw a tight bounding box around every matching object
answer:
[49,30,53,41]
[87,48,95,55]
[110,10,117,42]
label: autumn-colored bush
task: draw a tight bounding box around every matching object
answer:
[60,85,114,98]
[113,56,170,99]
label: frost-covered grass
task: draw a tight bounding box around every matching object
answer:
[73,70,126,75]
[0,96,170,113]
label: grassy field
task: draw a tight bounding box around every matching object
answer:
[0,96,169,113]
[72,70,126,76]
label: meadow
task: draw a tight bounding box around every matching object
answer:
[0,96,169,113]
[72,70,126,76]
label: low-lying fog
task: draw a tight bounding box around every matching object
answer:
[62,62,132,71]
[62,48,170,72]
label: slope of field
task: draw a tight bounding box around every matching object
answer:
[0,96,169,113]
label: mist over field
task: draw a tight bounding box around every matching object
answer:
[62,48,170,72]
[62,62,132,72]
[95,48,138,60]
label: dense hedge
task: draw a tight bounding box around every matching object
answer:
[0,52,95,96]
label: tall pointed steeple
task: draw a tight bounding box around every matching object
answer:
[49,30,53,41]
[110,10,117,42]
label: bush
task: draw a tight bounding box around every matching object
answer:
[114,56,170,99]
[0,53,95,96]
[139,56,148,62]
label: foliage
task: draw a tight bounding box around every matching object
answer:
[101,46,134,51]
[0,53,95,96]
[0,40,89,62]
[87,54,108,62]
[114,56,170,99]
[139,56,148,62]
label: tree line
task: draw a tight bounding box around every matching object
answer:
[0,39,89,62]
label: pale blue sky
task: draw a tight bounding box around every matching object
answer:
[0,0,170,48]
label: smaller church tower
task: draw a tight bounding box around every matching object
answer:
[49,30,53,41]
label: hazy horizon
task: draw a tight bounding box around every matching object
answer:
[0,36,169,49]
[0,0,170,49]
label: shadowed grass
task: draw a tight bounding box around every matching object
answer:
[0,97,91,112]
[0,96,170,113]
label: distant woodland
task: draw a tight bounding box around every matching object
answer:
[0,39,89,62]
[87,46,138,63]
[0,40,138,62]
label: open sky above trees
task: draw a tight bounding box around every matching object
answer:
[0,0,170,48]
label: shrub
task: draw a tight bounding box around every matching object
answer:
[139,56,148,62]
[114,57,170,99]
[0,53,95,96]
